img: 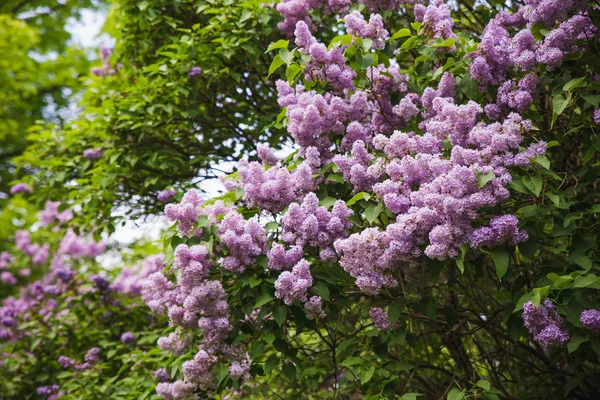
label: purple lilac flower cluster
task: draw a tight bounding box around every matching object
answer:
[1,209,109,341]
[279,192,353,262]
[91,45,121,77]
[188,66,202,77]
[37,385,63,400]
[370,307,391,331]
[143,243,250,396]
[236,152,317,212]
[219,211,267,272]
[345,11,389,49]
[83,148,102,159]
[274,259,313,305]
[470,2,595,86]
[15,230,50,265]
[522,301,569,351]
[414,0,457,46]
[276,0,351,37]
[165,189,203,237]
[58,347,101,371]
[112,254,166,297]
[10,183,33,194]
[157,189,176,202]
[304,295,326,319]
[39,201,73,227]
[580,309,600,334]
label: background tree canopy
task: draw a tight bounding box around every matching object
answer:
[1,0,600,399]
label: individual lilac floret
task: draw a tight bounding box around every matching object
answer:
[370,307,390,331]
[304,296,326,319]
[188,66,202,77]
[10,183,33,194]
[580,310,600,334]
[274,259,313,305]
[157,189,176,202]
[83,148,102,159]
[522,300,569,351]
[594,109,600,125]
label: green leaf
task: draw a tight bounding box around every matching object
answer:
[477,171,495,189]
[365,203,384,224]
[197,214,210,227]
[532,155,550,170]
[568,333,589,353]
[273,304,287,327]
[249,276,262,288]
[432,37,455,47]
[313,281,330,301]
[400,36,417,51]
[286,64,303,83]
[347,192,371,206]
[328,173,345,183]
[447,388,465,400]
[582,93,600,107]
[514,293,532,312]
[402,394,423,400]
[563,77,586,92]
[264,356,279,373]
[359,53,375,69]
[268,55,285,76]
[570,253,593,270]
[341,357,362,367]
[266,39,289,52]
[390,28,411,41]
[388,301,403,322]
[255,293,274,308]
[477,380,491,391]
[213,363,229,384]
[360,367,375,384]
[573,274,597,288]
[455,244,468,274]
[319,196,337,208]
[279,48,294,65]
[491,249,509,280]
[522,175,543,197]
[282,363,296,381]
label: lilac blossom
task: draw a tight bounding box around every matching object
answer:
[274,259,313,305]
[580,309,600,334]
[522,301,569,351]
[157,189,176,202]
[83,148,102,159]
[10,183,33,194]
[304,296,326,319]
